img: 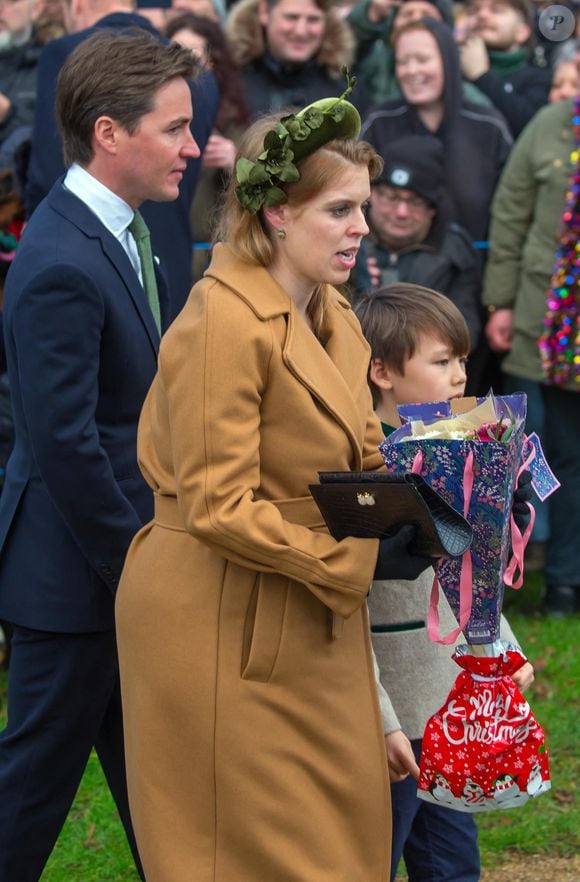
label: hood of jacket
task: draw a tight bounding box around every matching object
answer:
[394,18,463,135]
[226,0,354,77]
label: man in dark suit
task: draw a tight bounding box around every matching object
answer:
[0,29,199,882]
[25,0,219,317]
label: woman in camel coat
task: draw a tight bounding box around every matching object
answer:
[116,102,433,882]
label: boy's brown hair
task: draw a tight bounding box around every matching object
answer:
[354,283,470,406]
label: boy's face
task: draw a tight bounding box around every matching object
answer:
[377,333,468,408]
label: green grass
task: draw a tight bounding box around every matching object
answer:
[0,572,577,879]
[0,663,139,881]
[38,756,139,882]
[474,571,579,862]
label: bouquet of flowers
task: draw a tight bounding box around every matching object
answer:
[380,392,556,811]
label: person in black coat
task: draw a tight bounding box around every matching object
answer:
[350,134,481,349]
[458,0,551,138]
[25,1,219,317]
[0,31,199,881]
[224,0,370,118]
[0,0,43,149]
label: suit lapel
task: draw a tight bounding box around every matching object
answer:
[48,182,160,354]
[99,235,161,350]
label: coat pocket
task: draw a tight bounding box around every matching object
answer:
[241,572,289,682]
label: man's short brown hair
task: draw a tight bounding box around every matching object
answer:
[56,29,196,167]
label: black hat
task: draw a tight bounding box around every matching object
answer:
[374,134,445,207]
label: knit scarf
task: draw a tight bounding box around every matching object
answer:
[488,47,529,76]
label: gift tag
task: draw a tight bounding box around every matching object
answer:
[523,432,560,502]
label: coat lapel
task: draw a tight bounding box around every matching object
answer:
[282,294,368,465]
[207,245,368,465]
[48,182,160,355]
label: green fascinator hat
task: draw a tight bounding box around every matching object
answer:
[234,68,361,215]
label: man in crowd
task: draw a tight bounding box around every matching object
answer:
[0,30,199,882]
[459,0,551,136]
[25,0,218,315]
[352,134,481,352]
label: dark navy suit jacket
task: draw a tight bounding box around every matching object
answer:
[0,181,168,633]
[25,12,219,318]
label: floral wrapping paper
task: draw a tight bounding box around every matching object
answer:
[417,644,551,813]
[380,394,527,644]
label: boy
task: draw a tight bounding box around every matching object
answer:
[355,283,534,882]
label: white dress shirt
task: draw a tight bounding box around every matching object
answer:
[64,163,143,285]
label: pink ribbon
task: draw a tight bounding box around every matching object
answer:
[412,450,475,645]
[503,437,536,590]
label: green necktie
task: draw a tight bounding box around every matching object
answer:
[128,210,162,335]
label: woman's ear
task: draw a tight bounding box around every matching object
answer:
[263,204,287,234]
[369,358,395,391]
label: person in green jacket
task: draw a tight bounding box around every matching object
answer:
[483,96,579,615]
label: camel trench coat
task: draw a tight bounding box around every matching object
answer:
[116,243,392,882]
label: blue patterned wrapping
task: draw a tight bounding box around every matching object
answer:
[380,394,527,644]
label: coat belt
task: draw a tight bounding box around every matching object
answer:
[153,493,342,637]
[153,493,326,531]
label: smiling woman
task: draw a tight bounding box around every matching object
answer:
[116,85,437,882]
[361,17,513,242]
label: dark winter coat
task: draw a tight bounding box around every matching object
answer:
[225,0,369,117]
[0,31,42,147]
[470,50,551,139]
[352,223,482,346]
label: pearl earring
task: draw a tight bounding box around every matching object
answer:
[276,229,286,239]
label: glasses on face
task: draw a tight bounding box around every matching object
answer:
[373,187,430,211]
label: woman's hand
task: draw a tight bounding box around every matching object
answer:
[384,729,420,783]
[374,525,436,581]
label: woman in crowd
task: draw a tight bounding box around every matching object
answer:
[116,91,434,881]
[548,38,579,104]
[361,17,512,242]
[166,12,251,280]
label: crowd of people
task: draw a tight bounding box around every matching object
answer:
[0,0,577,880]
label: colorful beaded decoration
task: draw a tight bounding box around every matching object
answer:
[538,97,580,385]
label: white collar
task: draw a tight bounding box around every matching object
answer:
[64,163,135,238]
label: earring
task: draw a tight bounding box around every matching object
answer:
[276,228,286,239]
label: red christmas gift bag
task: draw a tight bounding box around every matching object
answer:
[418,643,551,812]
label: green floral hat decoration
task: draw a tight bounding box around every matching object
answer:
[234,68,361,215]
